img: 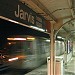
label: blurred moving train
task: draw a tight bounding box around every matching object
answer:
[0,35,65,70]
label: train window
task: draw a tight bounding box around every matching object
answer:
[3,41,34,55]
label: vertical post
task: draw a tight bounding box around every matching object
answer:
[64,39,67,68]
[50,24,55,75]
[45,20,55,75]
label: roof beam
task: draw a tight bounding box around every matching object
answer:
[31,0,57,22]
[62,27,69,32]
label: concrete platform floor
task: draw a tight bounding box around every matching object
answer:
[65,57,75,75]
[1,57,75,75]
[25,64,47,75]
[26,57,75,75]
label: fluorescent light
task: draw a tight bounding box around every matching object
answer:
[27,38,35,40]
[7,38,14,40]
[30,26,45,32]
[55,40,61,43]
[62,37,65,40]
[9,19,18,24]
[14,38,26,40]
[46,39,50,42]
[57,36,62,39]
[7,38,26,40]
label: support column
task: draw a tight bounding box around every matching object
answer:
[50,24,55,75]
[45,20,55,75]
[64,39,67,68]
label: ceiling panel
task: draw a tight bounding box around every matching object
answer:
[20,0,72,19]
[39,0,72,19]
[20,0,51,20]
[19,0,75,40]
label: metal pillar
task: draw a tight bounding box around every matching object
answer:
[50,24,55,75]
[64,39,67,68]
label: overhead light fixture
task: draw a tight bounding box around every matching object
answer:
[57,36,62,39]
[7,38,26,40]
[55,40,61,43]
[9,19,19,24]
[46,39,50,42]
[62,37,65,40]
[27,37,35,40]
[30,26,45,32]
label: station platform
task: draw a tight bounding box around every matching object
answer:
[65,57,75,75]
[25,64,47,75]
[26,57,75,75]
[0,57,75,75]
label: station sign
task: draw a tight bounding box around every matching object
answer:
[0,0,46,30]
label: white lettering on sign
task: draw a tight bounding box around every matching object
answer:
[14,5,34,24]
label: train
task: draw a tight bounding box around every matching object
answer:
[0,35,65,70]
